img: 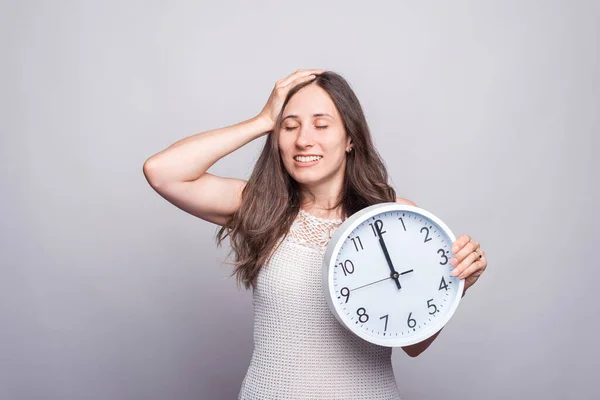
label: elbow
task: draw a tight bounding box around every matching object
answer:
[402,347,421,358]
[143,158,163,188]
[143,159,154,181]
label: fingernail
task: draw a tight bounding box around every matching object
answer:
[450,257,457,266]
[451,269,459,276]
[452,246,458,252]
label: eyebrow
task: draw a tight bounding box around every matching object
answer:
[282,113,334,121]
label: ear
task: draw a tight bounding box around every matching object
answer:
[346,136,353,152]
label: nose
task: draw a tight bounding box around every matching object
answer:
[295,125,315,149]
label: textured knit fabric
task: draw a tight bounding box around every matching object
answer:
[238,209,402,399]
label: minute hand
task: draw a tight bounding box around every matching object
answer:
[376,226,402,289]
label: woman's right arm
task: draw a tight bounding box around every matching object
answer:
[142,69,323,226]
[142,115,272,226]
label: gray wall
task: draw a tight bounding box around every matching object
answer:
[1,1,597,399]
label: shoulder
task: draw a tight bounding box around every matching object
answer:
[395,197,417,206]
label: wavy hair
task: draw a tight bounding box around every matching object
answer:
[216,71,396,290]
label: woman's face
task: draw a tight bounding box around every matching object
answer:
[278,84,352,189]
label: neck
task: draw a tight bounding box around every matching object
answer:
[297,159,346,218]
[299,186,342,211]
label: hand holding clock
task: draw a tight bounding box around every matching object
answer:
[450,234,488,295]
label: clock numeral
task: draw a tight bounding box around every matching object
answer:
[340,287,350,303]
[420,226,432,243]
[437,248,449,265]
[357,307,369,323]
[380,314,389,331]
[398,217,406,231]
[439,276,449,291]
[427,299,438,315]
[369,219,386,237]
[339,260,355,276]
[407,312,416,328]
[351,236,363,252]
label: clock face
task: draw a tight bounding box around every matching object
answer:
[323,203,463,347]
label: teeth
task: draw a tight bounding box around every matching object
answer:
[294,155,322,162]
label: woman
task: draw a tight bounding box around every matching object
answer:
[143,69,488,399]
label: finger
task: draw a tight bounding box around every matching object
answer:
[279,69,324,87]
[457,260,485,280]
[479,250,487,270]
[451,249,481,277]
[280,72,321,89]
[451,234,471,253]
[287,73,318,86]
[455,248,487,279]
[450,238,477,267]
[277,69,321,86]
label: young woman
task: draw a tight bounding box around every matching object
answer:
[143,69,488,399]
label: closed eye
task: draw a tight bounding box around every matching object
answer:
[284,126,328,131]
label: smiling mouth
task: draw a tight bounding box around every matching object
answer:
[294,156,323,163]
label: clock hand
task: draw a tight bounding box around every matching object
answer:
[349,276,392,292]
[400,269,413,275]
[375,223,402,289]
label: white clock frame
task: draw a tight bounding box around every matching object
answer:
[322,202,464,347]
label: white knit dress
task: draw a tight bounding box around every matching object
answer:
[238,209,402,399]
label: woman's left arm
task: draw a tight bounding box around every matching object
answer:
[395,198,488,357]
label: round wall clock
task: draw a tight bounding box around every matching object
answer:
[322,202,464,347]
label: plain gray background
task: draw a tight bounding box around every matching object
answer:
[1,1,598,399]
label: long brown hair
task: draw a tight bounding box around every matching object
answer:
[216,71,396,290]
